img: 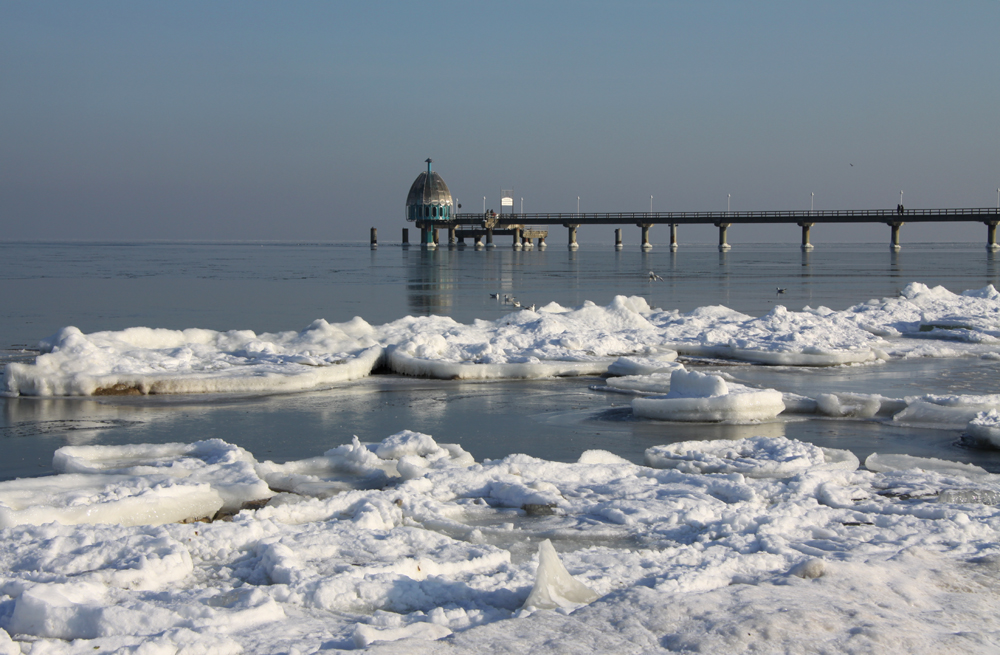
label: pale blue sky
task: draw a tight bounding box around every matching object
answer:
[2,1,998,243]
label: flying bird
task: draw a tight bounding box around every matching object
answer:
[649,271,663,281]
[490,293,499,299]
[776,287,787,295]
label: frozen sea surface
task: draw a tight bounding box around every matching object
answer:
[3,242,1000,652]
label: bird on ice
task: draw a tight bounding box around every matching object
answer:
[649,271,663,281]
[776,287,787,295]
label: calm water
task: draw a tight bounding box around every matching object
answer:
[3,240,1000,481]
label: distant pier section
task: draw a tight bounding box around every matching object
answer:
[445,207,1000,252]
[393,160,1000,252]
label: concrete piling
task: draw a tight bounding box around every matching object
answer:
[614,228,623,250]
[888,222,903,251]
[670,224,678,251]
[566,224,579,250]
[716,223,731,251]
[798,222,814,251]
[402,228,409,245]
[370,227,377,249]
[639,224,652,251]
[988,222,999,251]
[486,228,495,249]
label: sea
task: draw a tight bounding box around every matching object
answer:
[3,239,1000,482]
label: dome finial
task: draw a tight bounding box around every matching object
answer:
[425,158,432,174]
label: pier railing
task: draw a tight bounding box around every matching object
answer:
[453,207,1000,226]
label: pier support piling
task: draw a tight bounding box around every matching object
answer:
[402,228,409,246]
[513,227,523,250]
[798,222,814,251]
[486,228,495,249]
[670,224,678,251]
[716,223,732,251]
[615,228,623,250]
[448,225,456,245]
[887,222,903,251]
[474,233,484,249]
[988,222,999,251]
[565,224,579,250]
[638,224,652,250]
[538,236,546,249]
[370,227,377,249]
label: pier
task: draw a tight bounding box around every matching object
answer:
[401,207,1000,252]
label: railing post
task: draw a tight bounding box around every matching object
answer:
[798,222,814,251]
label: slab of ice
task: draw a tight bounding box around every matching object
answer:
[967,410,1000,448]
[0,440,272,527]
[838,282,1000,342]
[632,369,785,422]
[865,452,993,479]
[255,430,475,495]
[379,296,662,379]
[892,393,1000,427]
[3,319,382,396]
[1,434,1000,653]
[605,351,679,376]
[653,304,886,365]
[645,435,859,477]
[600,370,676,394]
[814,392,906,418]
[522,539,599,610]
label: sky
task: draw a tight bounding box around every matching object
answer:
[2,1,999,244]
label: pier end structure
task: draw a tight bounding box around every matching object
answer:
[405,158,454,249]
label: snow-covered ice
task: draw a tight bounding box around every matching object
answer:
[1,431,1000,652]
[6,283,1000,397]
[3,283,1000,650]
[631,368,786,422]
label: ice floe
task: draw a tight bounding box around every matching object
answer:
[5,282,1000,397]
[631,369,786,422]
[3,319,382,396]
[1,432,1000,652]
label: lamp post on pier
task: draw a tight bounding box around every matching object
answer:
[727,194,731,215]
[811,192,814,214]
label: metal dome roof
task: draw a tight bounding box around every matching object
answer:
[406,160,453,208]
